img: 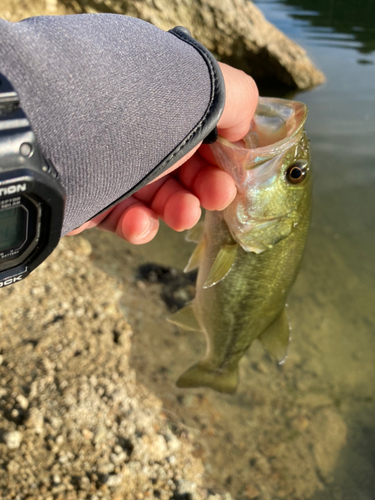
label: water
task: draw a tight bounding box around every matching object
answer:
[86,1,375,498]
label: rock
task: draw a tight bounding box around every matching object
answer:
[253,454,271,475]
[3,431,22,449]
[65,0,325,90]
[25,407,44,435]
[254,361,269,374]
[297,393,333,408]
[16,394,29,410]
[311,409,347,482]
[291,415,310,432]
[106,473,124,487]
[175,479,198,499]
[245,486,260,499]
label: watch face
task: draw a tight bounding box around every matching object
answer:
[0,74,66,286]
[0,194,40,271]
[0,205,28,253]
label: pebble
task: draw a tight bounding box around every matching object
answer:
[106,474,123,488]
[245,486,260,499]
[4,431,22,449]
[55,435,64,446]
[291,415,310,432]
[25,407,44,434]
[82,428,94,440]
[255,361,269,374]
[175,479,197,497]
[253,455,271,476]
[98,463,115,475]
[16,394,29,410]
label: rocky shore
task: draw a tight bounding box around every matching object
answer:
[0,236,228,500]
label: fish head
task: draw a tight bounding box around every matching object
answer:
[210,97,311,253]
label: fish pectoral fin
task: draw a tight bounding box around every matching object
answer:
[257,309,290,363]
[167,303,202,331]
[185,221,204,243]
[203,244,238,288]
[184,238,205,273]
[176,363,239,394]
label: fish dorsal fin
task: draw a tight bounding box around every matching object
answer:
[184,238,205,273]
[167,303,202,331]
[185,221,204,243]
[203,244,238,288]
[257,309,290,363]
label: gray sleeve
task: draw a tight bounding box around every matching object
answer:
[0,14,224,235]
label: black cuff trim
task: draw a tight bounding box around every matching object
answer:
[202,126,218,144]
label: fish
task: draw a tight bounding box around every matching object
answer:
[169,97,311,394]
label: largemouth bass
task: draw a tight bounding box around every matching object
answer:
[169,97,311,393]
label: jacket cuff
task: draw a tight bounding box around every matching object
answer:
[106,26,225,204]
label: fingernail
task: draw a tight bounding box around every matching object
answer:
[137,216,158,240]
[138,219,152,238]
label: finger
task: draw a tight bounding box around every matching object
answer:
[193,166,236,211]
[150,142,201,182]
[163,190,201,231]
[177,154,236,211]
[150,177,201,231]
[177,152,207,187]
[116,204,159,244]
[217,62,259,142]
[66,210,112,235]
[133,176,169,205]
[98,198,159,244]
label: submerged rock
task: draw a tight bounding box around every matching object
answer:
[65,0,325,90]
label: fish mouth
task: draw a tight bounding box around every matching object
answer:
[217,97,308,168]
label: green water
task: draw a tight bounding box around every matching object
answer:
[251,3,375,497]
[86,1,375,498]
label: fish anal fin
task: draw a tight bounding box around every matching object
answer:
[184,238,205,273]
[167,303,201,331]
[257,309,290,363]
[186,221,204,243]
[203,244,238,288]
[176,363,239,394]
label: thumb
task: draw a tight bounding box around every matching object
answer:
[217,62,259,142]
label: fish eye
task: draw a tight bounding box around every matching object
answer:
[286,161,308,184]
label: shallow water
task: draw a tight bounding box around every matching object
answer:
[86,1,375,498]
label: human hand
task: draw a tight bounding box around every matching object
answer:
[67,63,258,243]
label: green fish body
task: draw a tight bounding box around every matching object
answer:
[169,98,311,393]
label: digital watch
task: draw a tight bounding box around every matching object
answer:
[0,74,65,287]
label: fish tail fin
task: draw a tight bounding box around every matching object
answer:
[176,363,239,394]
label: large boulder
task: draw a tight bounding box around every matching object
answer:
[65,0,325,90]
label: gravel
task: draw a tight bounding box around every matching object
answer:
[0,236,230,500]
